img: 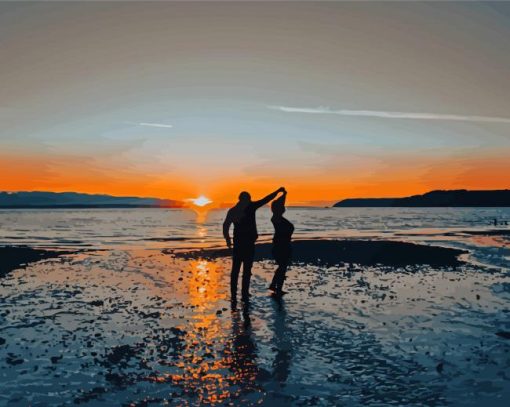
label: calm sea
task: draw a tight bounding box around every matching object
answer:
[1,207,509,268]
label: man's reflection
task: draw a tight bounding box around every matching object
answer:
[226,303,260,395]
[225,300,293,403]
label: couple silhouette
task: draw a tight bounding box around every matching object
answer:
[223,187,294,302]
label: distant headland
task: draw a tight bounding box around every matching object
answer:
[0,192,184,208]
[3,189,510,209]
[334,189,510,207]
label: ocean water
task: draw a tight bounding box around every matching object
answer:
[0,207,509,243]
[1,207,510,406]
[1,207,509,267]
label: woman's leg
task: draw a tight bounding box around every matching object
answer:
[275,261,288,293]
[269,246,280,291]
[269,265,280,291]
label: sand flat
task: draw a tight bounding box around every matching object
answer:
[1,242,509,406]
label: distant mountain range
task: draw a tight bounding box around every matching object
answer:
[3,189,509,209]
[334,190,510,207]
[0,192,184,208]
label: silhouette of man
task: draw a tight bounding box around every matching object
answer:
[223,187,285,302]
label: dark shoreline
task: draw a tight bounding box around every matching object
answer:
[170,239,467,268]
[0,246,73,278]
[0,236,475,278]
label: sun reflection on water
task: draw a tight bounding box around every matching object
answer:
[197,225,208,242]
[175,259,228,403]
[145,259,263,404]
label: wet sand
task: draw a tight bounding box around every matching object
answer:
[0,240,509,406]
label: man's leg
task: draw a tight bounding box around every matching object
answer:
[241,245,255,300]
[231,251,242,301]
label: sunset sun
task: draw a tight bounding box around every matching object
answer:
[190,195,212,207]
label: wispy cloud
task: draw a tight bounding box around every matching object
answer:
[268,105,510,124]
[137,122,174,128]
[127,122,173,129]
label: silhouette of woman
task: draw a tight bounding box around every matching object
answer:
[269,189,294,296]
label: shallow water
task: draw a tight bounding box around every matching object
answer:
[1,206,509,248]
[2,207,510,270]
[1,208,510,406]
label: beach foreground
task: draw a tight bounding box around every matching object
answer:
[1,238,509,406]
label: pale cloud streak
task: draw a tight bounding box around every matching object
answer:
[138,122,174,128]
[127,122,174,129]
[268,105,510,124]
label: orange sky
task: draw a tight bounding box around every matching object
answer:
[3,150,509,206]
[1,2,510,205]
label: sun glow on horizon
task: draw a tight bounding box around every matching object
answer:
[190,195,213,207]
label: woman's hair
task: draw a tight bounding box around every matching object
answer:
[271,194,286,214]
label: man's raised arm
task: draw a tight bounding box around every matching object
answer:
[223,209,233,248]
[253,187,285,209]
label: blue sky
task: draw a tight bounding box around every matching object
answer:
[1,1,509,203]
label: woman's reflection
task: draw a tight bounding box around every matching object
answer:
[270,297,292,386]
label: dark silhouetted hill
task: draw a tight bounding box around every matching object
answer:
[334,190,510,207]
[0,192,184,208]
